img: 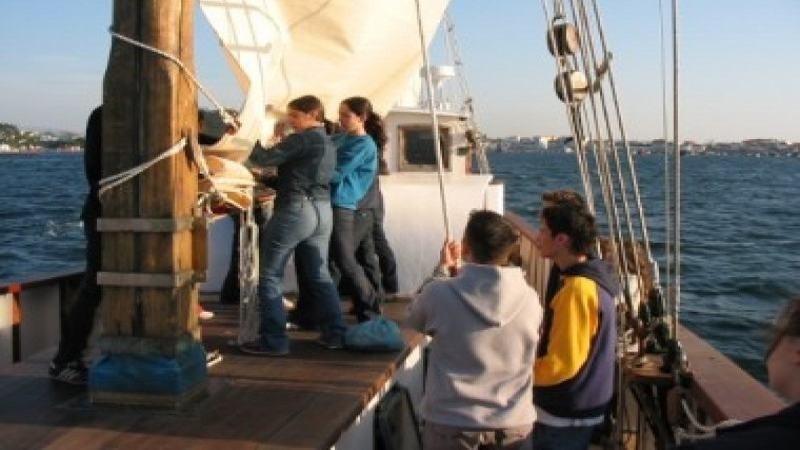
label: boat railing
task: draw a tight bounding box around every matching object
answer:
[505,211,552,298]
[678,325,785,424]
[0,267,84,366]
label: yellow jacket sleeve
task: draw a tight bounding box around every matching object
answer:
[534,276,600,386]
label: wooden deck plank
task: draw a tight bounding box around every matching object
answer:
[0,300,423,449]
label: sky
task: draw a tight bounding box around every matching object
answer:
[0,0,798,142]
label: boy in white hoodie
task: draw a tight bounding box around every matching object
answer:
[406,210,543,450]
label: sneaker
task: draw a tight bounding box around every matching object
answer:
[206,349,223,367]
[49,360,88,385]
[316,334,345,350]
[198,306,215,321]
[239,341,289,357]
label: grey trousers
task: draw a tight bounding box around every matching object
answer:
[422,422,533,450]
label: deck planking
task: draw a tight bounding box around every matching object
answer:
[0,300,423,450]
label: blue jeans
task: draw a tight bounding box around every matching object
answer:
[257,198,346,351]
[531,422,595,450]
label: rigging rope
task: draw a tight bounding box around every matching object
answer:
[540,1,598,219]
[659,0,672,310]
[671,0,682,340]
[586,0,656,270]
[677,398,742,441]
[443,12,490,174]
[109,29,238,130]
[414,0,452,240]
[98,138,186,197]
[572,0,640,297]
[102,29,251,215]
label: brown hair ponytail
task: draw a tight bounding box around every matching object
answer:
[342,96,387,150]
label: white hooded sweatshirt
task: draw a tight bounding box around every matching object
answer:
[405,263,543,429]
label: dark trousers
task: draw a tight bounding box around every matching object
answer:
[294,209,385,327]
[220,213,241,304]
[355,209,384,298]
[368,204,398,294]
[331,207,380,321]
[531,422,595,450]
[53,210,101,365]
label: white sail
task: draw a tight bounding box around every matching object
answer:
[267,0,451,116]
[200,0,451,154]
[198,0,289,161]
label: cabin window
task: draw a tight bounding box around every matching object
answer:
[398,126,450,171]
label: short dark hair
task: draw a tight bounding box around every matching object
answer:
[464,210,518,264]
[542,190,587,209]
[287,95,325,121]
[540,190,597,255]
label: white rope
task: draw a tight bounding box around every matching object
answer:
[680,399,742,434]
[659,0,672,309]
[571,0,640,291]
[238,208,261,345]
[99,138,186,196]
[671,0,682,340]
[188,134,251,213]
[540,1,598,218]
[109,29,237,129]
[414,0,452,240]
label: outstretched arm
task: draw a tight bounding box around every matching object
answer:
[248,133,306,167]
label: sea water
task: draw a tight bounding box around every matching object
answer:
[1,151,799,381]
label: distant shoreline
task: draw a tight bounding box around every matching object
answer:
[0,148,82,156]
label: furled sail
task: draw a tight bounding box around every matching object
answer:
[199,0,451,157]
[265,0,451,116]
[198,0,289,162]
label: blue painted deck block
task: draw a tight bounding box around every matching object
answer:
[89,341,207,403]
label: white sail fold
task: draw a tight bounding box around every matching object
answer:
[199,0,289,161]
[199,0,451,160]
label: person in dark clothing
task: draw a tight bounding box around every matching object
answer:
[219,212,242,304]
[240,95,347,355]
[356,161,398,296]
[49,106,103,385]
[353,181,384,297]
[675,298,800,450]
[532,190,619,450]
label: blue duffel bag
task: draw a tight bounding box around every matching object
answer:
[344,316,405,352]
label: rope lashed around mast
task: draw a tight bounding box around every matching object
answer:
[100,29,246,212]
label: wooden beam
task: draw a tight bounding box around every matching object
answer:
[96,0,204,407]
[97,271,196,288]
[97,217,197,233]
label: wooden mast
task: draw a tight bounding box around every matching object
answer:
[93,0,205,407]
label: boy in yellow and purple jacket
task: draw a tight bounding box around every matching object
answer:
[532,190,619,450]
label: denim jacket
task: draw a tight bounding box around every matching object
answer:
[248,126,335,207]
